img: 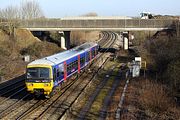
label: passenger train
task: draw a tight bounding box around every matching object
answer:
[25,42,99,97]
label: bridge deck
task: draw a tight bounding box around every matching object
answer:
[2,18,177,31]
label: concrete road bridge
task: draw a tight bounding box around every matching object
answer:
[6,17,176,49]
[18,17,176,31]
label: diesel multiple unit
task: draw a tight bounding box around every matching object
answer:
[25,42,99,98]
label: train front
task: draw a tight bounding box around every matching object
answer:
[25,64,53,97]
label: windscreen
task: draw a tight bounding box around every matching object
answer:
[27,67,50,79]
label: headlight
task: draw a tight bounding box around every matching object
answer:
[44,83,49,87]
[27,83,33,86]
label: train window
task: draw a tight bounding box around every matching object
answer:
[70,63,73,70]
[72,62,74,68]
[80,57,84,64]
[27,68,38,78]
[67,65,69,72]
[68,64,71,72]
[73,61,76,68]
[68,62,73,72]
[75,60,78,68]
[39,68,50,78]
[92,50,95,57]
[86,52,90,62]
[58,63,64,77]
[27,68,50,79]
[57,69,60,77]
[83,57,85,63]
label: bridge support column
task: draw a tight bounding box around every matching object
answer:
[64,31,71,50]
[122,32,129,50]
[59,31,71,50]
[59,31,66,50]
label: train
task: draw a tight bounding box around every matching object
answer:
[25,42,99,98]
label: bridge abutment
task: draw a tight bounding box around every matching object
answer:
[58,31,71,50]
[64,31,71,50]
[122,31,129,50]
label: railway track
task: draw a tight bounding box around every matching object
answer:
[17,31,116,120]
[99,65,126,119]
[78,64,117,119]
[0,31,117,119]
[60,32,118,119]
[63,32,130,119]
[75,65,128,119]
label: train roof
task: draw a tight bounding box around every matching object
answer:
[28,42,98,66]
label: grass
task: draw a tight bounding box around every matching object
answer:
[73,61,120,119]
[89,63,120,117]
[90,76,114,114]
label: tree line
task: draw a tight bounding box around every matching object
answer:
[0,0,44,39]
[0,0,44,20]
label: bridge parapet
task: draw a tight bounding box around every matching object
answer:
[17,19,176,31]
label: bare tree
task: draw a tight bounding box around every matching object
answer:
[0,8,2,19]
[0,0,44,40]
[21,0,44,20]
[0,6,19,39]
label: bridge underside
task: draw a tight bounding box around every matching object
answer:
[23,27,170,31]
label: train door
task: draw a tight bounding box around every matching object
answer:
[90,49,92,62]
[79,53,85,69]
[53,67,58,86]
[57,63,64,83]
[64,61,67,81]
[78,55,80,73]
[85,51,90,65]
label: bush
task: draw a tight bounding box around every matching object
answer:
[20,41,62,58]
[0,41,12,57]
[0,47,11,56]
[20,42,43,57]
[139,80,172,113]
[166,60,180,92]
[0,70,4,76]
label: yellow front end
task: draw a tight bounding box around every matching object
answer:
[25,64,54,96]
[26,82,53,95]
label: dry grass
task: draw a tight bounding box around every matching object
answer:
[0,29,9,42]
[15,29,40,49]
[0,29,62,80]
[139,80,172,113]
[20,41,63,60]
[119,77,180,120]
[138,79,180,119]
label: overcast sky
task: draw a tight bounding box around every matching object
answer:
[0,0,180,18]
